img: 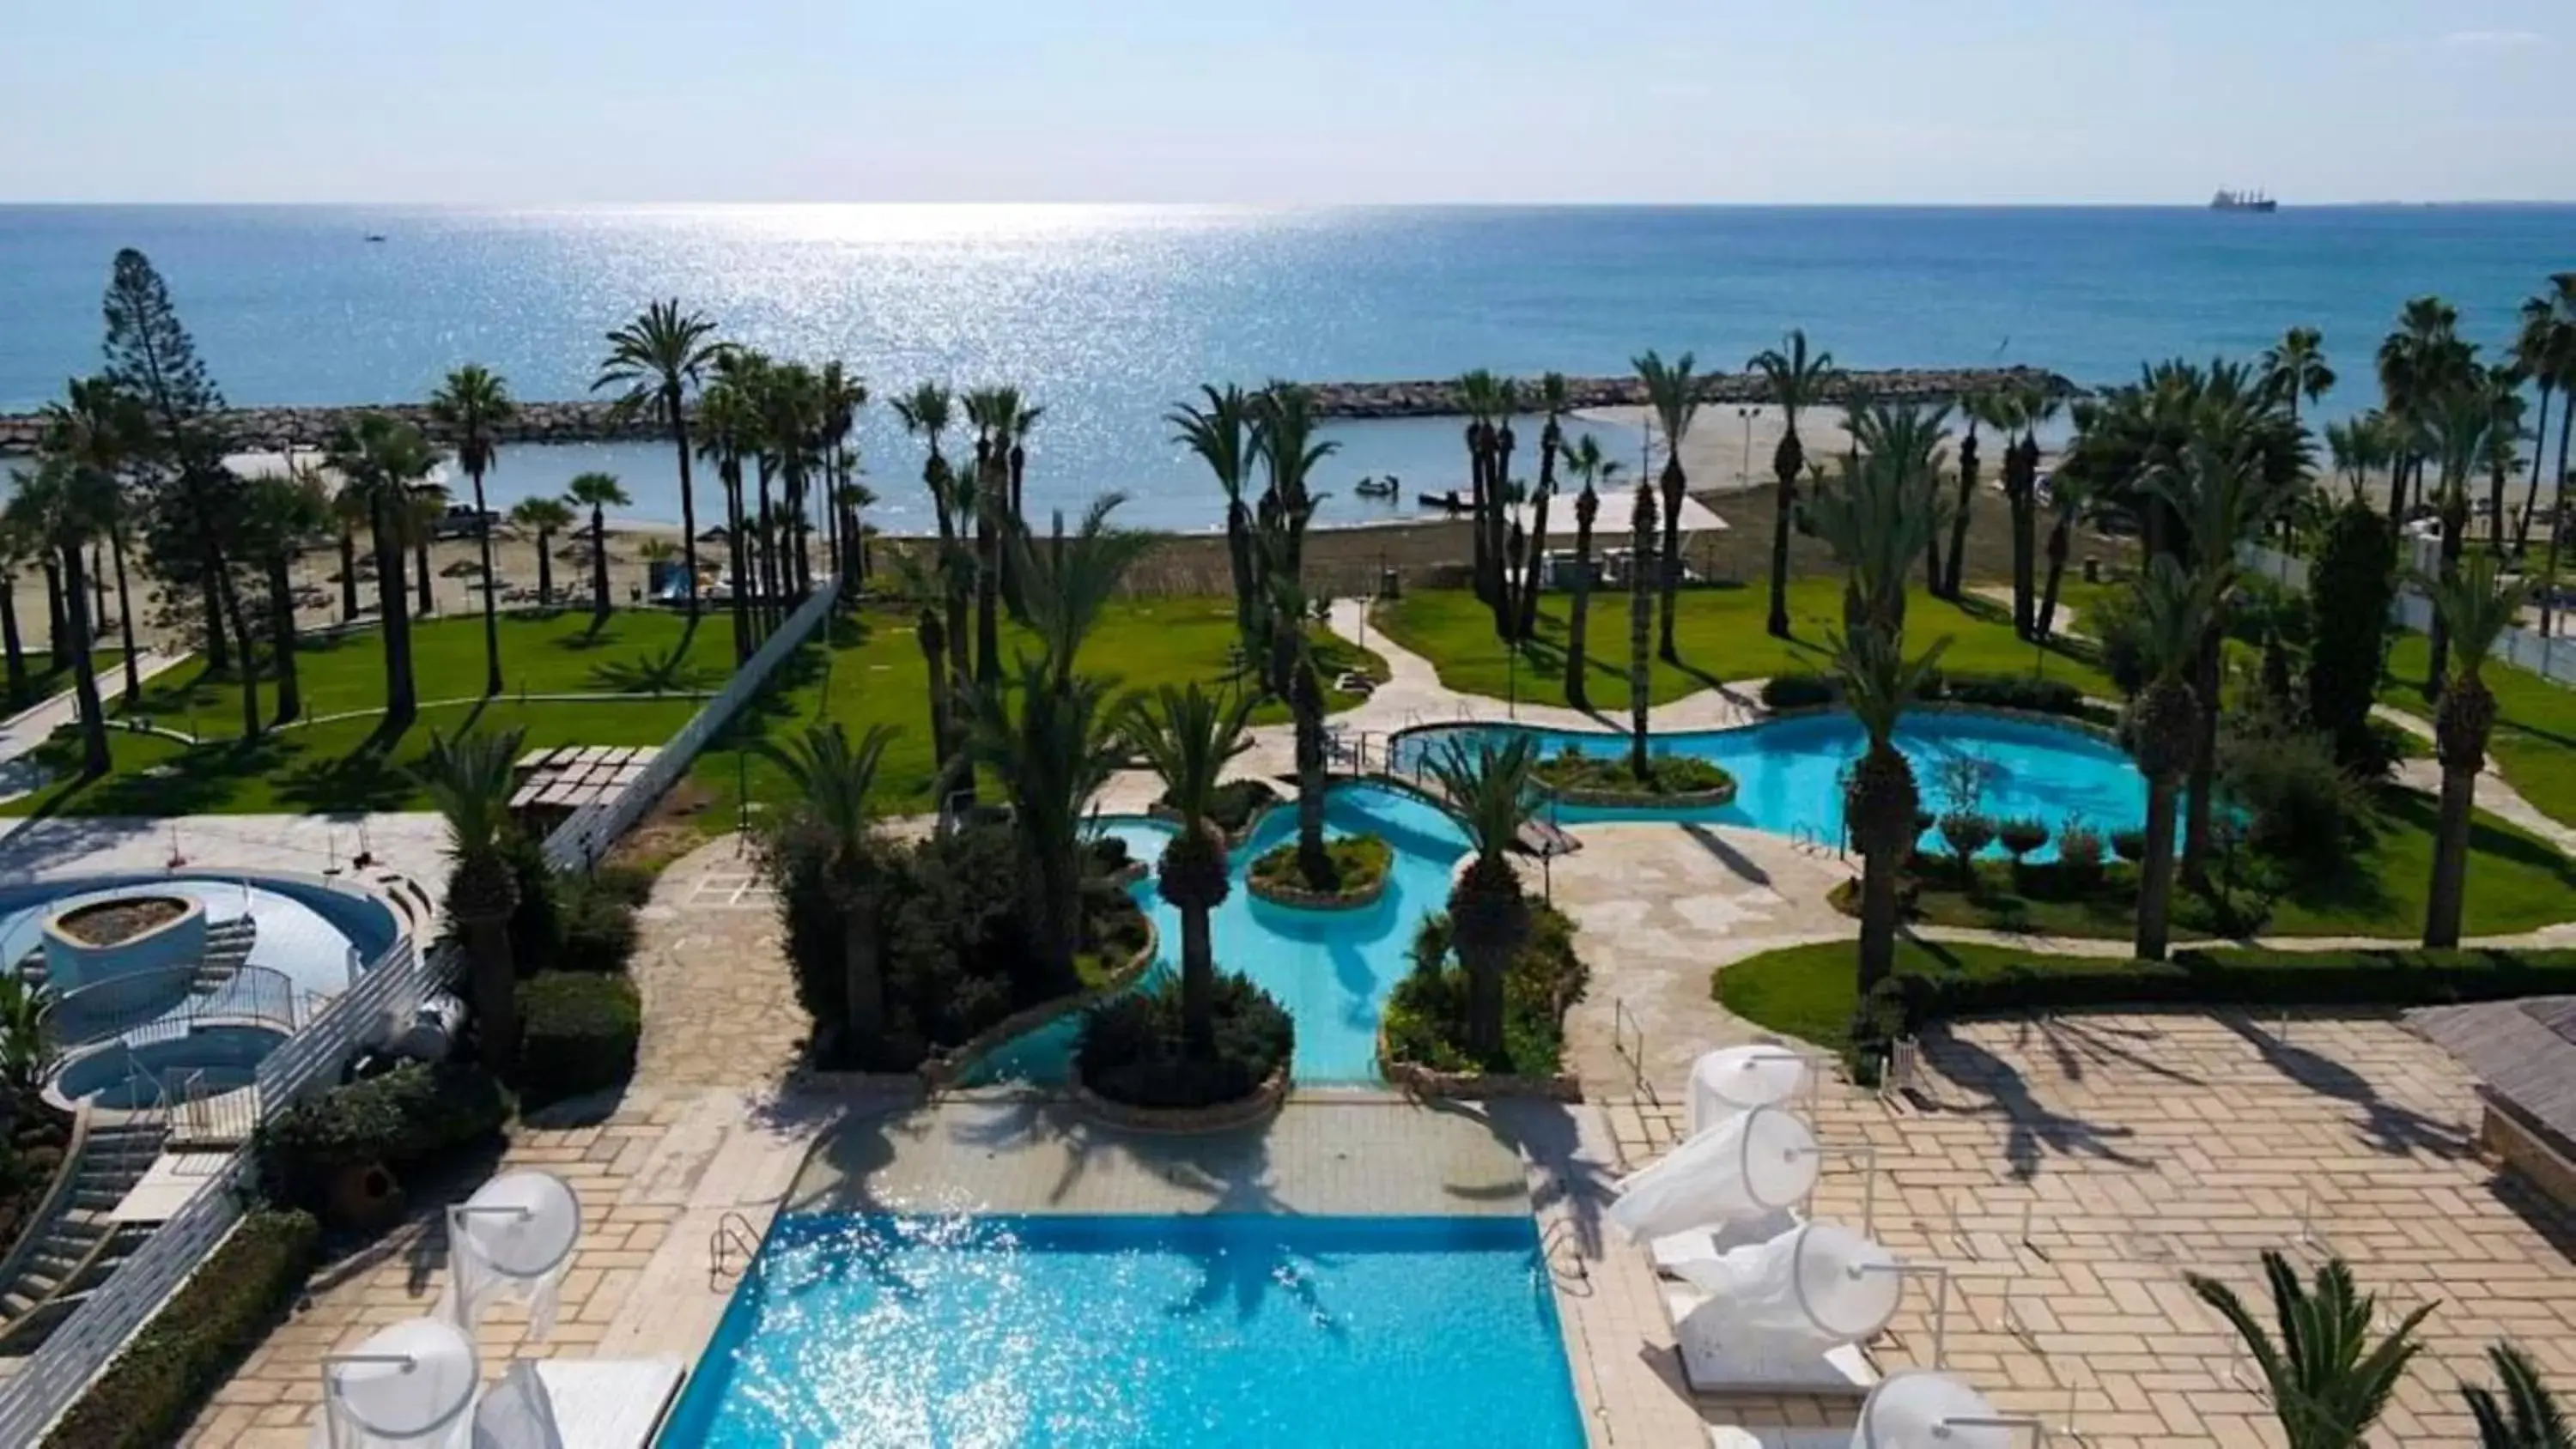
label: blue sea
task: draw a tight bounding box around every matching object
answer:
[3,204,2567,530]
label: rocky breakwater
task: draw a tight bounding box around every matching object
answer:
[0,398,670,454]
[1301,365,2079,419]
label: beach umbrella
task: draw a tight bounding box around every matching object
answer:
[1853,1371,2031,1449]
[1686,1045,1815,1136]
[1606,1103,1817,1242]
[318,1317,480,1449]
[443,1169,580,1339]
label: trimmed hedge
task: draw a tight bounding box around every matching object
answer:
[1533,750,1732,797]
[554,872,642,974]
[46,1210,319,1449]
[514,972,642,1107]
[257,1063,512,1213]
[1759,670,2090,718]
[1759,673,1838,710]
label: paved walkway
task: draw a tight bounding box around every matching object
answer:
[1601,1009,2576,1448]
[628,833,807,1089]
[0,652,188,801]
[0,810,452,888]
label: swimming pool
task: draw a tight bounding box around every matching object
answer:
[660,1212,1587,1449]
[1394,710,2149,858]
[969,783,1466,1087]
[0,874,399,1000]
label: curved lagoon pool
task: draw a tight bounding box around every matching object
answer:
[1394,710,2149,858]
[969,784,1466,1088]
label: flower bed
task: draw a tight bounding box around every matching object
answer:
[1530,750,1736,808]
[1247,834,1393,909]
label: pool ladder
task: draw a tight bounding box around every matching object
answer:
[1539,1220,1591,1295]
[708,1211,758,1291]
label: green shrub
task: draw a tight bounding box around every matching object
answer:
[1934,672,2089,717]
[514,973,641,1107]
[1249,834,1392,896]
[1938,813,1996,881]
[1077,973,1293,1108]
[2219,712,2368,869]
[1996,817,2050,862]
[589,863,658,908]
[1533,749,1732,797]
[257,1063,511,1212]
[2306,498,2399,771]
[46,1210,319,1449]
[500,828,562,980]
[2110,828,2147,863]
[2089,586,2150,698]
[553,872,641,974]
[1760,674,1838,710]
[1382,904,1589,1077]
[2056,820,2106,886]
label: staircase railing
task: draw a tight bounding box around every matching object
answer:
[43,963,300,1053]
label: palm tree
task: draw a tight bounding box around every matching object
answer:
[1558,436,1620,709]
[695,363,759,658]
[1009,494,1155,684]
[2512,294,2572,555]
[1453,370,1506,624]
[1169,385,1262,652]
[5,462,113,777]
[408,476,448,622]
[969,658,1121,996]
[37,378,149,707]
[1251,383,1344,887]
[1633,350,1701,660]
[1513,373,1571,642]
[2125,556,2210,961]
[428,364,516,695]
[2377,296,2472,522]
[594,300,720,615]
[508,497,573,607]
[997,389,1045,606]
[0,514,34,710]
[1811,403,1954,634]
[2032,464,2093,641]
[1832,623,1948,993]
[2004,382,2063,638]
[1626,479,1656,779]
[2421,383,2501,699]
[1124,683,1255,1056]
[2186,1252,2430,1449]
[330,480,367,622]
[412,728,527,1072]
[2260,324,2336,427]
[565,473,630,625]
[1941,390,1999,600]
[2463,1343,2573,1449]
[815,361,867,590]
[2421,554,2531,947]
[323,414,440,729]
[764,723,897,1060]
[891,382,972,740]
[237,471,327,724]
[2324,415,2388,501]
[838,479,876,588]
[1748,330,1841,637]
[1425,734,1537,1060]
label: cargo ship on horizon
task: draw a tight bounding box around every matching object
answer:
[2210,188,2280,212]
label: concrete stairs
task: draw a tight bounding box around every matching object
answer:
[0,1118,167,1355]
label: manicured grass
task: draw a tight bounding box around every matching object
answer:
[1878,789,2576,941]
[2379,633,2576,828]
[1374,580,2117,712]
[690,598,1386,825]
[4,648,125,715]
[1718,937,2576,1057]
[5,610,721,816]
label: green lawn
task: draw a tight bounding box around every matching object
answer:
[1373,581,2118,712]
[6,610,724,816]
[1717,937,2576,1056]
[2379,633,2576,829]
[689,597,1386,826]
[5,648,126,715]
[1886,789,2576,941]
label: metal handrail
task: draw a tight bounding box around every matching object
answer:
[44,963,300,1052]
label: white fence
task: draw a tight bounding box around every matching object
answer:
[544,577,841,871]
[2240,542,2576,688]
[0,581,845,1443]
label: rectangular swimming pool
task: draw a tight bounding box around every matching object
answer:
[661,1212,1589,1448]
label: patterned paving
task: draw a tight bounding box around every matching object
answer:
[1595,1010,2576,1447]
[629,834,806,1089]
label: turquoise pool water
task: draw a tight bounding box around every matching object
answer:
[970,784,1466,1087]
[660,1212,1587,1449]
[1394,711,2148,859]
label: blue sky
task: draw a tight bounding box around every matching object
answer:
[3,0,2567,203]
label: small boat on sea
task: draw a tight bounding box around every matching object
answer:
[1353,475,1400,498]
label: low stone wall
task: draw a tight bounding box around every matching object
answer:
[1532,776,1737,810]
[1246,855,1390,912]
[1070,1063,1291,1134]
[0,399,664,455]
[2481,1094,2576,1209]
[1376,1026,1582,1101]
[915,916,1160,1089]
[1297,366,2078,420]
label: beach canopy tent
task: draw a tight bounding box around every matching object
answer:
[1688,1046,1814,1137]
[445,1170,581,1339]
[1506,491,1725,542]
[1668,1222,1903,1352]
[318,1316,481,1449]
[1607,1103,1817,1242]
[1852,1371,2020,1449]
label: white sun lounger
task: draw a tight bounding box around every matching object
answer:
[1707,1428,1854,1448]
[1647,1206,1802,1277]
[1661,1283,1878,1398]
[471,1357,686,1449]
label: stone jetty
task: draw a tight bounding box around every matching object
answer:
[0,366,2077,453]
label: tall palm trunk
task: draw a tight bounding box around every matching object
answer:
[108,524,142,706]
[2546,424,2574,640]
[975,477,1001,688]
[469,464,502,694]
[1466,423,1493,609]
[338,525,361,621]
[1766,427,1804,637]
[917,609,950,788]
[2182,627,2222,882]
[755,463,780,622]
[1564,498,1597,708]
[0,579,25,710]
[2424,494,2468,700]
[266,552,302,724]
[1628,490,1656,779]
[2035,511,2075,640]
[2009,436,2039,637]
[1287,645,1333,888]
[1851,756,1913,994]
[533,528,555,607]
[201,569,230,673]
[2136,776,2183,961]
[668,389,701,617]
[722,463,750,658]
[1516,443,1556,643]
[1489,426,1518,639]
[1657,458,1686,660]
[41,559,65,671]
[224,559,259,738]
[1944,428,1979,599]
[2488,455,2512,555]
[59,543,108,779]
[374,499,416,728]
[2425,755,2479,949]
[587,506,611,625]
[2515,385,2557,554]
[414,522,434,619]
